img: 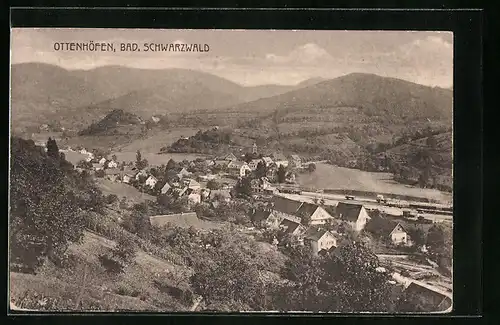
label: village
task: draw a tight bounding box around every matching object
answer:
[34,134,453,312]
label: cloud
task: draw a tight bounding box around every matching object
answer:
[265,43,334,65]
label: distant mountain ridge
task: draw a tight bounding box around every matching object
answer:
[224,72,452,122]
[11,63,324,133]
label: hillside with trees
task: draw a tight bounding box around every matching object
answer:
[78,109,145,137]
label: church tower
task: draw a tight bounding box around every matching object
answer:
[252,143,258,154]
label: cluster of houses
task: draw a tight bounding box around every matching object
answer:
[210,150,302,182]
[253,196,411,256]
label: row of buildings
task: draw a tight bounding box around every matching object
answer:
[253,196,410,255]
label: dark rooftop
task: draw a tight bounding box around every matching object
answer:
[272,196,303,216]
[336,202,365,222]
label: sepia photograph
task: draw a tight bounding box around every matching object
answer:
[9,28,453,313]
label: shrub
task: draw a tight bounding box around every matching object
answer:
[106,194,119,205]
[98,254,124,274]
[112,235,137,265]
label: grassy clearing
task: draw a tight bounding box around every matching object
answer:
[96,179,155,204]
[297,163,452,203]
[115,128,201,153]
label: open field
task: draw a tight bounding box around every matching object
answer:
[61,150,88,165]
[297,163,452,203]
[115,128,201,153]
[96,179,156,203]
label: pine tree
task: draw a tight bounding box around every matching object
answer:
[46,137,59,159]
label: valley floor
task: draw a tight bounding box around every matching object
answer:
[297,163,452,204]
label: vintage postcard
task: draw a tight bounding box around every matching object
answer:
[9,28,453,313]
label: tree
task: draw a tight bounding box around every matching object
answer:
[10,138,86,271]
[112,235,137,265]
[135,150,148,170]
[407,226,426,247]
[426,224,452,267]
[272,241,395,312]
[277,165,287,183]
[234,177,252,198]
[255,161,268,179]
[46,137,59,159]
[190,244,263,310]
[166,159,177,170]
[207,179,221,190]
[76,159,92,169]
[308,163,317,173]
[111,154,117,161]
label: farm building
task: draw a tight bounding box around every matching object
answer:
[336,202,371,232]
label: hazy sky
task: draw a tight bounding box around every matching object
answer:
[11,28,453,87]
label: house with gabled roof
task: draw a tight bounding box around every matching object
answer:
[303,228,338,256]
[217,152,237,161]
[135,169,149,180]
[336,202,371,232]
[248,159,262,171]
[272,196,333,225]
[296,202,334,225]
[251,209,282,229]
[92,163,103,171]
[228,161,251,177]
[272,196,303,223]
[145,175,158,189]
[177,168,191,180]
[261,156,274,167]
[290,154,302,168]
[365,216,409,245]
[213,159,230,169]
[160,182,172,195]
[104,168,121,182]
[121,167,138,184]
[272,152,289,168]
[185,179,201,191]
[279,219,306,236]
